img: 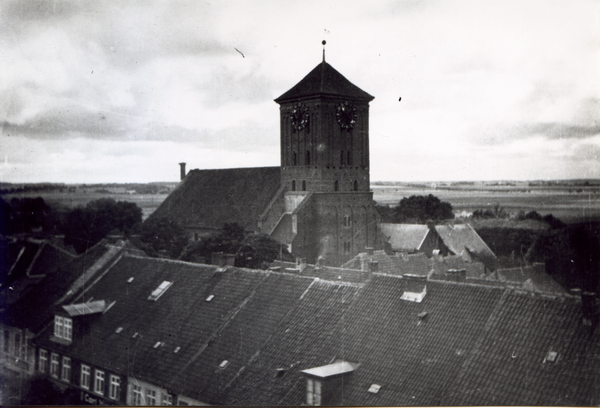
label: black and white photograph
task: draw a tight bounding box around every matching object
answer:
[1,0,599,405]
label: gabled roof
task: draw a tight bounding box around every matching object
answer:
[149,167,281,231]
[275,61,374,103]
[435,224,496,261]
[0,240,118,333]
[379,223,431,252]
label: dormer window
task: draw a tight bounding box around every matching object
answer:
[149,281,173,301]
[54,316,72,341]
[301,360,359,406]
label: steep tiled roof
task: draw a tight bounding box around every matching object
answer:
[311,276,505,406]
[171,272,317,404]
[275,61,374,103]
[1,240,115,333]
[223,279,361,405]
[32,252,599,406]
[447,291,599,406]
[435,224,496,261]
[149,167,281,231]
[379,223,430,252]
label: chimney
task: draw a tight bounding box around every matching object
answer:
[366,247,374,256]
[315,256,323,269]
[296,258,307,272]
[179,162,186,181]
[211,252,224,267]
[224,254,236,266]
[446,268,467,282]
[368,261,379,273]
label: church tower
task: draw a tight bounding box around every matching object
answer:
[268,48,381,265]
[275,54,374,193]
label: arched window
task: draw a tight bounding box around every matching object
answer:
[347,151,352,166]
[340,150,345,165]
[292,180,296,191]
[306,150,311,165]
[334,180,339,191]
[293,152,297,166]
[302,180,306,191]
[353,180,358,191]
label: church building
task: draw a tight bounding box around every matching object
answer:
[150,52,381,265]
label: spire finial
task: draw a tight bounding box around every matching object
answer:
[322,40,326,62]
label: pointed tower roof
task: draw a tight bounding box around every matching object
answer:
[275,61,374,103]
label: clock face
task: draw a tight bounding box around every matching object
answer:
[336,101,357,130]
[290,103,309,131]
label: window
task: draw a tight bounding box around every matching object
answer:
[340,150,345,165]
[94,370,105,395]
[50,353,59,377]
[148,281,173,301]
[81,365,91,389]
[347,150,352,165]
[3,330,9,353]
[38,349,48,372]
[54,316,64,338]
[132,384,143,406]
[306,150,311,165]
[307,378,322,406]
[344,215,351,227]
[61,357,71,382]
[302,180,306,191]
[334,180,339,191]
[293,151,297,165]
[353,180,358,191]
[54,316,73,341]
[161,393,173,406]
[64,318,72,341]
[14,333,21,358]
[109,375,121,400]
[146,389,157,406]
[292,180,296,191]
[343,241,351,255]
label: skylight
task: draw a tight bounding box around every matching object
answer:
[127,277,134,283]
[206,295,214,302]
[115,327,123,334]
[545,351,558,363]
[174,347,181,353]
[148,281,173,301]
[219,360,229,368]
[368,384,381,394]
[153,341,162,349]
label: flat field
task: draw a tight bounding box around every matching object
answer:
[4,181,600,224]
[372,183,600,224]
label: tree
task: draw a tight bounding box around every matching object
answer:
[140,216,189,258]
[179,223,292,269]
[392,194,454,224]
[7,197,51,233]
[62,198,142,253]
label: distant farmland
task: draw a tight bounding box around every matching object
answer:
[372,183,600,224]
[3,180,599,224]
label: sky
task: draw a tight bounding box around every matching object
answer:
[1,0,599,184]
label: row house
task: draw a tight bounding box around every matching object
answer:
[28,249,599,406]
